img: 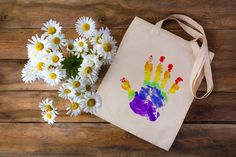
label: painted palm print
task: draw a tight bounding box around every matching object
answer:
[120,55,183,121]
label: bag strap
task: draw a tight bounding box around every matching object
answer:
[154,14,214,99]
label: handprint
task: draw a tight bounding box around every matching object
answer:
[120,55,183,121]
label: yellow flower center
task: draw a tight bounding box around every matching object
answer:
[64,89,71,94]
[68,43,74,50]
[84,67,92,75]
[52,55,59,63]
[71,102,79,110]
[82,23,90,31]
[103,43,112,52]
[36,62,44,71]
[73,81,80,88]
[75,92,81,96]
[45,105,53,112]
[49,73,57,80]
[98,56,103,61]
[87,98,96,107]
[46,113,52,119]
[35,42,44,51]
[78,41,84,47]
[52,37,61,45]
[48,27,56,35]
[96,36,101,44]
[46,48,53,53]
[85,84,91,92]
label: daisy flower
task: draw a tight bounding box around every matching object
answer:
[91,27,111,46]
[31,55,47,79]
[57,65,67,79]
[75,16,96,38]
[83,79,95,93]
[97,34,117,64]
[66,39,76,53]
[90,48,105,64]
[74,37,89,54]
[58,83,76,99]
[48,33,66,50]
[42,111,56,125]
[21,61,37,83]
[41,19,62,36]
[66,97,84,117]
[82,54,102,69]
[43,62,56,71]
[74,88,84,97]
[82,53,97,63]
[99,27,111,36]
[67,75,85,90]
[78,59,99,83]
[91,30,102,46]
[46,47,54,54]
[27,34,49,59]
[43,68,62,86]
[82,92,102,114]
[39,98,58,115]
[47,50,64,66]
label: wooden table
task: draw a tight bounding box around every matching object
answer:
[0,0,235,156]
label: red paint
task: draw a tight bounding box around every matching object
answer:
[159,56,165,62]
[168,64,173,72]
[175,77,183,84]
[120,77,126,83]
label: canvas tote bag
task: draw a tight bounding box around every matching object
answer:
[95,14,214,151]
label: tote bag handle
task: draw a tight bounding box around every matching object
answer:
[154,14,213,99]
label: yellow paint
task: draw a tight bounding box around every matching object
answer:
[168,84,180,94]
[144,61,153,81]
[154,63,163,82]
[160,71,170,89]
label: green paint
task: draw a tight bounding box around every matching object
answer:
[143,80,168,101]
[128,90,135,100]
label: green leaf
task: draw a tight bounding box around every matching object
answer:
[62,54,83,79]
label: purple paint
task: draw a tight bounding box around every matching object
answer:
[129,92,160,121]
[129,84,165,121]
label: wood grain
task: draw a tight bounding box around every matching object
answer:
[0,29,235,60]
[0,123,235,157]
[0,59,235,92]
[0,0,235,156]
[0,0,236,29]
[0,91,235,123]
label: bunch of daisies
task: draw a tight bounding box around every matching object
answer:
[22,17,117,125]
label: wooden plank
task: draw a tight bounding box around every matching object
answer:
[0,29,235,60]
[0,123,235,156]
[0,91,235,122]
[0,59,235,92]
[0,91,103,123]
[0,0,236,29]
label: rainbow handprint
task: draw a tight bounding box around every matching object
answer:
[120,55,183,121]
